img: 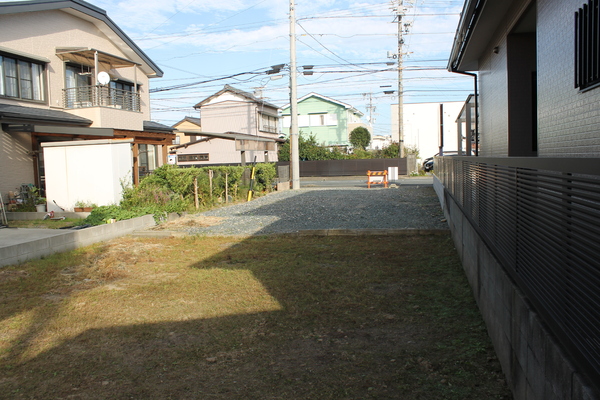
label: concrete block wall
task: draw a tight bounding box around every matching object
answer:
[0,214,155,268]
[434,177,598,400]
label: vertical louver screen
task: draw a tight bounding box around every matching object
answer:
[575,0,600,89]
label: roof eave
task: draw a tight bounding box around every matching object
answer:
[448,0,517,72]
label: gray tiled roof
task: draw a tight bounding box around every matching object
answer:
[194,84,280,110]
[143,120,175,133]
[0,103,92,125]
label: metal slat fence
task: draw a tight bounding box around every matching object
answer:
[436,156,600,387]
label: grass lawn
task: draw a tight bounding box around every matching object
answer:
[6,218,86,229]
[0,234,511,399]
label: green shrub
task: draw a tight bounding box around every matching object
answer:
[84,164,277,226]
[83,205,147,226]
[253,163,277,192]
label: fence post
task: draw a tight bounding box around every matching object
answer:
[194,177,199,209]
[225,173,229,203]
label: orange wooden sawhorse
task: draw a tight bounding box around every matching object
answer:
[367,170,388,188]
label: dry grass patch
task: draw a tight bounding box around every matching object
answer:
[149,215,225,231]
[0,235,511,399]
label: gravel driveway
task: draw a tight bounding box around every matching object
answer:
[176,185,447,236]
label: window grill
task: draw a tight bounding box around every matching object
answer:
[575,0,600,90]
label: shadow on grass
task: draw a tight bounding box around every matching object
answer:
[0,189,511,400]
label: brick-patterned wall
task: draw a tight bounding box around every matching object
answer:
[478,0,600,157]
[477,0,532,156]
[0,131,34,199]
[537,0,600,156]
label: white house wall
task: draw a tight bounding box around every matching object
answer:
[0,9,151,130]
[204,92,244,105]
[43,140,133,212]
[391,102,463,159]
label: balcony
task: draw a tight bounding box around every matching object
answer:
[63,85,140,112]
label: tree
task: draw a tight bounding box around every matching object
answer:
[349,127,371,150]
[379,141,400,158]
[277,132,345,161]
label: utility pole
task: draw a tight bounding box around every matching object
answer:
[363,92,376,127]
[396,0,405,158]
[289,0,300,189]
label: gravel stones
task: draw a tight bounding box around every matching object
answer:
[184,186,447,237]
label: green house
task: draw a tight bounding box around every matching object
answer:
[281,93,368,148]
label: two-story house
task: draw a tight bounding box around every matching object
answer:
[281,93,368,149]
[170,85,280,166]
[0,0,174,202]
[437,0,600,399]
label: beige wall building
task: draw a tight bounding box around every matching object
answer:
[0,0,174,202]
[194,85,280,140]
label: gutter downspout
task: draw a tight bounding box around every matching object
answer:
[447,0,485,156]
[450,69,479,156]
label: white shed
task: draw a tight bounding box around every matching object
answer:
[42,139,133,212]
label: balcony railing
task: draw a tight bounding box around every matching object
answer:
[261,124,279,134]
[63,85,140,112]
[436,156,600,391]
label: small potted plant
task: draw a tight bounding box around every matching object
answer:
[35,196,47,212]
[30,186,46,212]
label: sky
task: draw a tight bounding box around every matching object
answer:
[9,0,473,137]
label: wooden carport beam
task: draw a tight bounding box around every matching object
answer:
[132,143,139,186]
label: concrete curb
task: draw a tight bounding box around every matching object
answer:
[130,228,450,238]
[290,228,450,236]
[0,215,156,268]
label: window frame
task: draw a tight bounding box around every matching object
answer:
[0,52,46,102]
[178,153,209,162]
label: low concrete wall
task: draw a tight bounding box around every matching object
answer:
[433,176,597,400]
[0,215,155,268]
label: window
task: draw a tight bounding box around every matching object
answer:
[65,64,92,107]
[308,113,337,126]
[309,114,326,126]
[575,0,600,90]
[138,144,158,178]
[298,115,310,127]
[110,80,135,109]
[325,114,338,126]
[178,154,209,162]
[0,54,45,101]
[260,113,279,133]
